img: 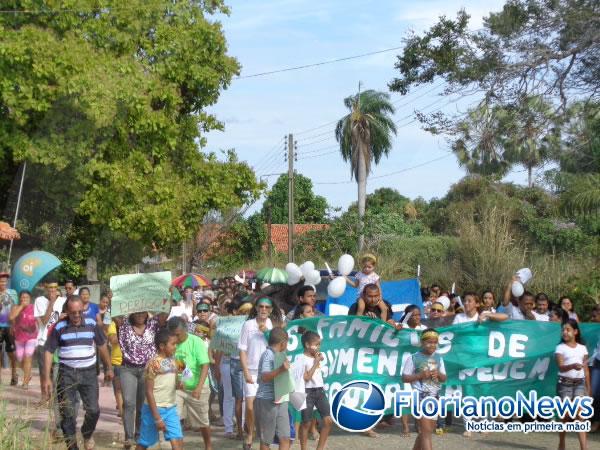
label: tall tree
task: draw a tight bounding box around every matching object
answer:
[0,1,261,249]
[261,173,328,224]
[335,89,397,250]
[389,0,599,179]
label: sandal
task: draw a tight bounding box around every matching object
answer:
[10,376,18,386]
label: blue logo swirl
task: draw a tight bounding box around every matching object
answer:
[330,381,386,432]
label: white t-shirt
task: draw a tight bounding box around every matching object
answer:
[296,353,324,388]
[402,352,446,395]
[555,343,588,378]
[34,296,67,346]
[506,303,548,321]
[355,271,380,295]
[238,318,273,372]
[453,312,479,324]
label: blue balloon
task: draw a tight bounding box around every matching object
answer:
[11,251,62,293]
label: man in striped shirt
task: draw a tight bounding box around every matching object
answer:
[42,295,113,450]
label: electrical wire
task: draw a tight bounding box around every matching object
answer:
[235,45,404,80]
[313,154,453,185]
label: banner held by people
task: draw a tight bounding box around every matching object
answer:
[285,316,600,413]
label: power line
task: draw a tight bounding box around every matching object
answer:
[313,154,453,185]
[235,45,404,80]
[296,150,339,161]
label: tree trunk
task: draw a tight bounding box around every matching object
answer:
[527,165,533,187]
[357,147,367,251]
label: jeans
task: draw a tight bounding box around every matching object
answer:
[591,361,600,423]
[120,364,146,442]
[220,358,234,433]
[56,364,99,450]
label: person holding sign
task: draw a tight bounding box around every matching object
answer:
[255,327,291,450]
[296,331,332,450]
[168,316,212,450]
[119,312,162,449]
[402,329,447,450]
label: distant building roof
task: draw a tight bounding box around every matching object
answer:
[267,224,329,253]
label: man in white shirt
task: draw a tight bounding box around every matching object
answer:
[503,290,547,321]
[34,282,66,393]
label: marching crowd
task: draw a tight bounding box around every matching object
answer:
[0,255,599,450]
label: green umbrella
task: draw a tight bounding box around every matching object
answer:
[256,267,288,284]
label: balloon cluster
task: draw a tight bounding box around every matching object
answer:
[285,261,321,286]
[327,254,355,298]
[284,254,356,298]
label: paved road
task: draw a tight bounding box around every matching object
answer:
[1,369,598,449]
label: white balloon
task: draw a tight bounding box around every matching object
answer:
[516,268,533,285]
[300,261,315,278]
[306,269,322,286]
[337,254,355,276]
[327,276,346,298]
[437,295,450,311]
[285,263,302,278]
[511,281,525,297]
[287,273,301,286]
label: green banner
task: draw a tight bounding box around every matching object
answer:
[210,316,246,356]
[285,317,600,411]
[110,271,172,316]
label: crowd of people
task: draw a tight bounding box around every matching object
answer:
[0,263,599,450]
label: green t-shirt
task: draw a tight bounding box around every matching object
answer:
[175,333,210,391]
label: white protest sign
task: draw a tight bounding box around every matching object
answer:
[210,316,246,355]
[110,271,172,316]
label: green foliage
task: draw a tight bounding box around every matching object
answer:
[0,1,261,248]
[335,90,398,180]
[347,187,410,214]
[390,1,599,184]
[261,174,328,224]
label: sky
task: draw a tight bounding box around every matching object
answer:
[203,0,526,215]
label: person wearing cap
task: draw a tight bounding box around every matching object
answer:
[0,271,18,385]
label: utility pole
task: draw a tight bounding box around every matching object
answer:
[266,201,273,266]
[286,133,295,263]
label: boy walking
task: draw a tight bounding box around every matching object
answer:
[255,327,291,450]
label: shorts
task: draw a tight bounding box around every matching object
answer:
[176,389,210,428]
[0,328,15,353]
[301,388,330,423]
[243,371,258,398]
[557,380,586,400]
[138,403,183,447]
[256,398,290,445]
[416,391,440,418]
[230,358,244,399]
[14,339,36,362]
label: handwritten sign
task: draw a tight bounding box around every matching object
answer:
[210,316,246,355]
[110,271,172,316]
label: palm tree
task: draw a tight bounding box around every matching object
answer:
[335,88,397,250]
